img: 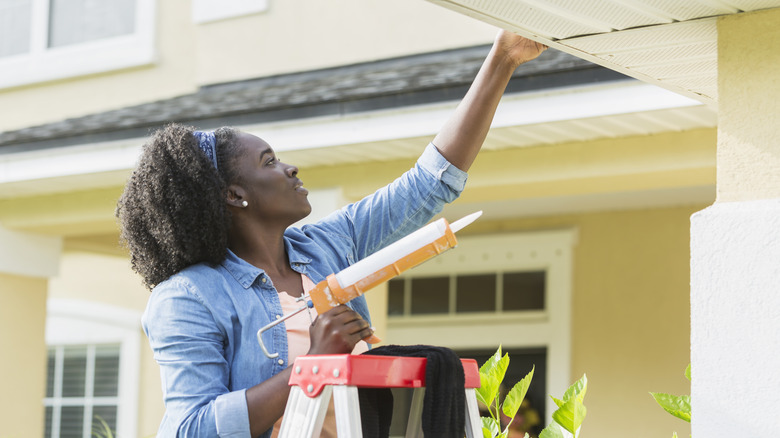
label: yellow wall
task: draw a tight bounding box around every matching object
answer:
[195,0,496,85]
[0,273,48,438]
[717,8,780,201]
[467,205,696,438]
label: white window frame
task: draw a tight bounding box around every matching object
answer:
[192,0,269,24]
[45,299,141,438]
[0,0,156,89]
[386,229,576,419]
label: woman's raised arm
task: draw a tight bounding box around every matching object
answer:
[433,30,547,171]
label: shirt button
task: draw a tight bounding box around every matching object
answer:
[261,277,267,283]
[277,359,284,366]
[276,315,281,320]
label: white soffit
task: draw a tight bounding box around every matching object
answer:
[425,0,780,104]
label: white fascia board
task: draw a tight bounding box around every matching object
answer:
[250,81,703,153]
[0,81,703,188]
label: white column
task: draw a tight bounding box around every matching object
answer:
[691,200,780,436]
[691,8,780,437]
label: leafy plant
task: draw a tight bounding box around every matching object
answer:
[477,346,587,438]
[539,374,588,438]
[476,346,535,438]
[650,364,691,437]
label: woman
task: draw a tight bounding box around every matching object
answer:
[117,30,546,437]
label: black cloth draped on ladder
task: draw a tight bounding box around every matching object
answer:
[358,344,466,438]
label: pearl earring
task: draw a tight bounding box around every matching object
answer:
[241,200,248,207]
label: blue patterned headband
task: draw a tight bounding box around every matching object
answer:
[193,130,218,170]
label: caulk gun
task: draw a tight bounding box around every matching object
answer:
[256,210,482,358]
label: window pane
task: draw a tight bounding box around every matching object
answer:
[61,346,87,397]
[46,348,56,398]
[44,406,53,438]
[48,0,136,48]
[503,271,545,311]
[410,277,449,315]
[93,405,118,436]
[388,279,405,316]
[60,406,84,438]
[94,345,120,397]
[0,0,32,57]
[456,274,496,313]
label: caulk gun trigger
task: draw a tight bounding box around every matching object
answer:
[450,210,483,233]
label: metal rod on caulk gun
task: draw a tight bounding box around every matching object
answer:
[256,211,482,358]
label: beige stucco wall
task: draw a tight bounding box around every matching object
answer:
[0,0,495,133]
[0,273,48,438]
[716,7,780,201]
[195,0,496,85]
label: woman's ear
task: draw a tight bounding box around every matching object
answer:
[226,184,247,208]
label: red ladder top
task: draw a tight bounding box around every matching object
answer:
[288,354,480,398]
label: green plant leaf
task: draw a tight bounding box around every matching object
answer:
[563,373,588,403]
[479,346,503,376]
[550,395,565,408]
[481,416,500,438]
[539,421,565,438]
[685,364,691,381]
[503,365,534,419]
[477,350,509,411]
[650,392,691,422]
[477,371,501,411]
[551,395,587,436]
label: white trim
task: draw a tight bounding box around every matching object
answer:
[45,299,141,438]
[386,229,576,420]
[192,0,269,24]
[0,81,703,186]
[0,224,62,277]
[0,0,156,89]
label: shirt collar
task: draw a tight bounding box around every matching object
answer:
[221,238,312,289]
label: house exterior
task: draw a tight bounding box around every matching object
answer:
[1,1,747,437]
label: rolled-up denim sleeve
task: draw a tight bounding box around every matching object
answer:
[142,278,251,438]
[317,143,468,261]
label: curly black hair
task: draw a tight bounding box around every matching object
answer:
[117,123,243,289]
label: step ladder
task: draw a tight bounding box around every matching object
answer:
[278,354,482,437]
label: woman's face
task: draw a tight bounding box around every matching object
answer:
[231,132,311,225]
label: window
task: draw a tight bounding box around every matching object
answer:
[385,229,576,421]
[44,344,121,438]
[0,0,155,89]
[387,270,545,316]
[45,299,141,438]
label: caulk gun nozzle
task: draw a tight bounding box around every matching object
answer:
[450,210,483,233]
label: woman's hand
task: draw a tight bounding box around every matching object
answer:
[493,29,548,69]
[307,305,373,355]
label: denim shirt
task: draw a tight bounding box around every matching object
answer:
[142,143,468,437]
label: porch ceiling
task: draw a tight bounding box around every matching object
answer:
[425,0,780,104]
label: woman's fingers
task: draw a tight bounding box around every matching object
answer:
[307,305,372,354]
